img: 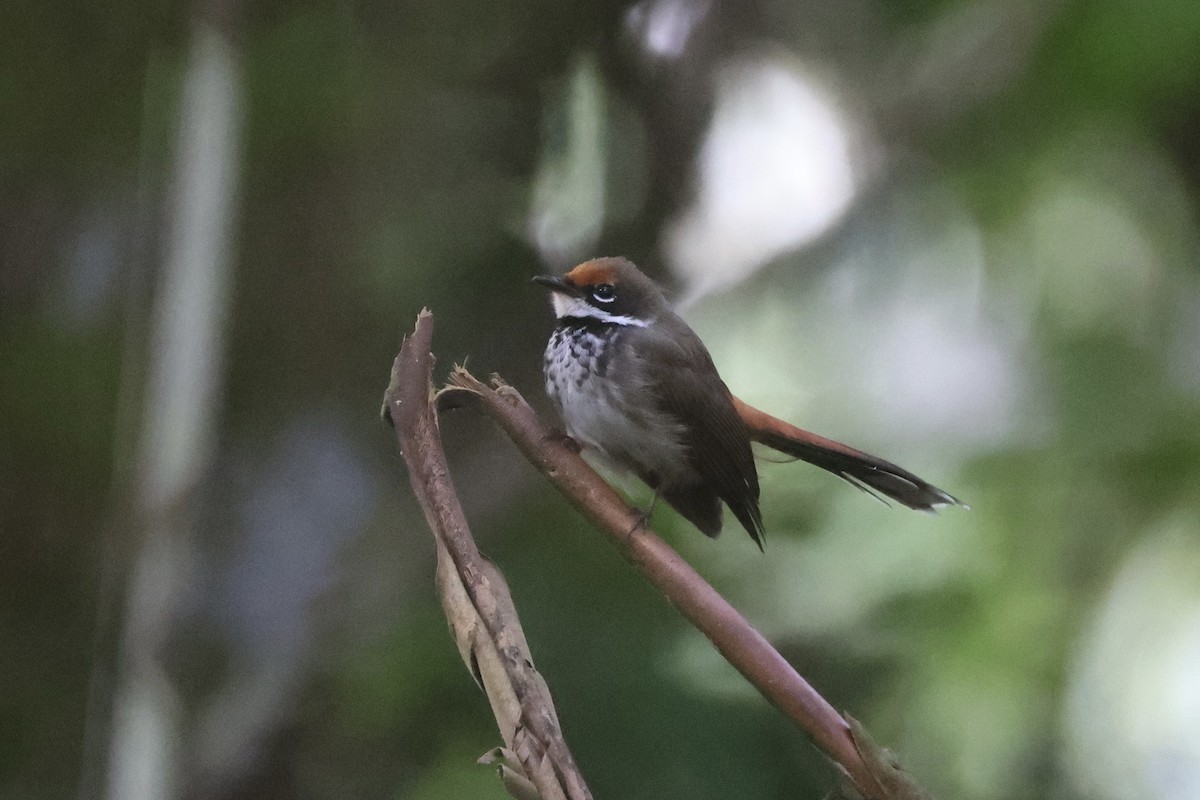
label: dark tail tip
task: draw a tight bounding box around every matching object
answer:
[755,430,963,513]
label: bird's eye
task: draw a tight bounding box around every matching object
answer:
[592,284,616,303]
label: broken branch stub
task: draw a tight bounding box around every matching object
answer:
[383,310,591,800]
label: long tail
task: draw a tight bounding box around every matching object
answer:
[731,397,962,511]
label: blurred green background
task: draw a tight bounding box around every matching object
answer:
[4,0,1200,798]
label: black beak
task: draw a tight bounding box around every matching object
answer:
[532,274,581,296]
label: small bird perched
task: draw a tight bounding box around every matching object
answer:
[534,257,960,547]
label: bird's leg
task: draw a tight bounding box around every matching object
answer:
[625,490,660,541]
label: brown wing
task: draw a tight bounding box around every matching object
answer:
[636,317,765,547]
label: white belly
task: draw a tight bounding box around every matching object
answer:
[544,327,690,486]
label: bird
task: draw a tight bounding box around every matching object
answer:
[533,256,961,547]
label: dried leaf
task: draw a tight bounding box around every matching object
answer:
[433,537,523,741]
[828,714,937,800]
[480,748,543,800]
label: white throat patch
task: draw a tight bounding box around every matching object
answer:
[549,293,649,327]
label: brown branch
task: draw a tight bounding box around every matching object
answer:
[441,368,918,800]
[384,309,933,800]
[383,310,592,800]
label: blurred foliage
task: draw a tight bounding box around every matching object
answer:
[3,1,1200,799]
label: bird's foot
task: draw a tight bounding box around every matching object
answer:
[543,427,582,454]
